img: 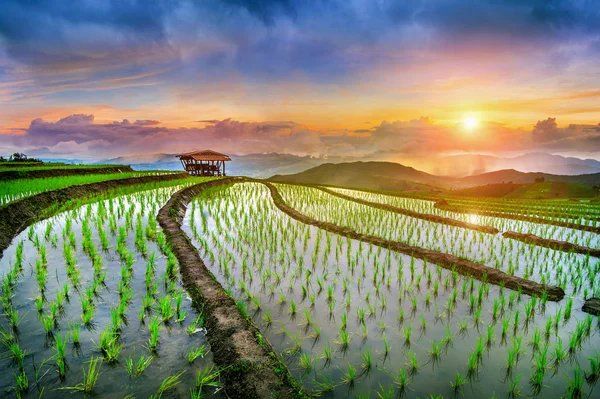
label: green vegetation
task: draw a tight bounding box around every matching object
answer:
[0,170,177,206]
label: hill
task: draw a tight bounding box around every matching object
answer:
[269,161,446,191]
[457,169,600,188]
[270,161,600,197]
[450,182,596,198]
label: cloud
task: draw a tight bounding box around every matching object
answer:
[2,113,599,161]
[532,117,600,151]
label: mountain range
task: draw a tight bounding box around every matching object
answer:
[95,152,600,179]
[270,161,600,194]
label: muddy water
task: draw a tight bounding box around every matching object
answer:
[0,188,220,398]
[183,183,599,398]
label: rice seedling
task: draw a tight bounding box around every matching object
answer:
[407,352,419,375]
[566,366,584,399]
[63,357,102,393]
[187,345,208,364]
[299,353,314,372]
[451,372,466,393]
[151,370,186,398]
[194,364,223,391]
[342,363,357,386]
[508,374,522,398]
[125,355,153,378]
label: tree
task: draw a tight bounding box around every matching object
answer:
[534,177,545,183]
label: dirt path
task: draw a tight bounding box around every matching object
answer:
[0,172,188,258]
[0,165,134,180]
[319,186,600,258]
[157,178,306,399]
[265,182,565,302]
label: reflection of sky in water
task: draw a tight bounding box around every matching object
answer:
[182,182,600,399]
[331,188,600,249]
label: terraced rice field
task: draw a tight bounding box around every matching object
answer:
[0,178,224,398]
[0,171,177,206]
[182,182,600,398]
[2,175,599,398]
[328,187,600,249]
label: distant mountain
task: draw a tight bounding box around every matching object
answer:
[98,152,331,178]
[450,182,596,198]
[424,153,600,177]
[269,161,600,195]
[457,169,600,188]
[270,161,447,191]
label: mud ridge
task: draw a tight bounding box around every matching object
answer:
[0,164,135,181]
[157,177,306,399]
[0,172,188,258]
[319,186,600,258]
[502,231,600,258]
[265,182,565,302]
[318,186,500,234]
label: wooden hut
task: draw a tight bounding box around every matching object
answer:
[176,149,231,176]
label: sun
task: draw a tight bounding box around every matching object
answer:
[463,117,478,129]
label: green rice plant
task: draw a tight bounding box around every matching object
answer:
[151,370,185,398]
[54,332,67,373]
[341,363,357,386]
[566,366,584,399]
[157,295,174,323]
[467,351,478,377]
[147,316,161,353]
[320,341,333,365]
[63,357,102,393]
[14,369,28,397]
[187,313,205,335]
[299,352,314,372]
[9,341,26,370]
[41,314,54,336]
[404,325,412,346]
[125,355,153,378]
[35,296,44,313]
[288,299,297,316]
[407,352,419,375]
[262,310,272,327]
[392,368,410,394]
[564,297,573,322]
[313,375,335,395]
[187,346,208,364]
[194,364,222,390]
[362,348,373,372]
[553,338,566,366]
[335,329,351,350]
[508,374,522,398]
[451,372,466,393]
[382,335,391,356]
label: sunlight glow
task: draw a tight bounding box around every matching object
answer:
[464,117,478,129]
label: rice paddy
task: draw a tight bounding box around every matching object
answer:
[181,182,600,398]
[328,187,600,248]
[0,171,178,206]
[2,174,599,398]
[0,178,223,397]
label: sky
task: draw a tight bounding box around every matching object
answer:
[0,0,599,161]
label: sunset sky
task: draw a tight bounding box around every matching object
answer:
[1,0,599,161]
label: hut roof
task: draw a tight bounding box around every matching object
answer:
[176,149,231,162]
